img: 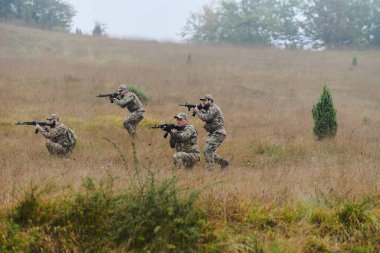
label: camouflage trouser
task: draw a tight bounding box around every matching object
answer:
[123,111,144,137]
[204,132,226,166]
[46,141,70,157]
[173,152,200,169]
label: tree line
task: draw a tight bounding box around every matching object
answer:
[0,0,75,31]
[181,0,380,49]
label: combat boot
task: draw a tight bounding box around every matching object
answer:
[220,159,229,169]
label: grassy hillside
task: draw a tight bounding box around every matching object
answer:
[0,23,380,251]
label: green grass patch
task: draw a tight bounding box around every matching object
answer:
[1,178,380,252]
[251,142,308,166]
[1,175,219,252]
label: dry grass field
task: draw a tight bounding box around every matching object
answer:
[1,23,380,205]
[0,23,380,251]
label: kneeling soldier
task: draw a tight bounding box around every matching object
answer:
[169,112,200,169]
[35,114,76,157]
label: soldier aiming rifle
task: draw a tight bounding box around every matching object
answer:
[153,112,200,169]
[98,84,145,139]
[192,94,229,169]
[16,121,53,134]
[17,114,76,157]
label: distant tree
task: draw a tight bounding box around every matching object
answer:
[181,5,219,43]
[92,21,106,36]
[0,0,75,31]
[312,86,338,140]
[0,0,15,19]
[370,0,380,46]
[75,27,82,34]
[303,0,380,48]
[182,0,301,46]
[182,0,380,48]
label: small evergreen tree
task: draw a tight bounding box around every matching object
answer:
[92,21,106,36]
[127,86,149,104]
[312,85,338,140]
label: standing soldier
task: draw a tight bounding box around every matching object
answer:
[193,95,229,169]
[35,114,76,157]
[168,112,200,169]
[112,84,145,139]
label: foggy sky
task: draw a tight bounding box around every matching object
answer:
[66,0,214,41]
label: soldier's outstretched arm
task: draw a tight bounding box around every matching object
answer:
[170,128,193,141]
[196,107,217,121]
[39,125,65,139]
[114,93,133,107]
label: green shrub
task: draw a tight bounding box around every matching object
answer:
[3,175,218,252]
[0,221,30,252]
[337,199,375,233]
[10,185,41,227]
[127,85,149,104]
[303,236,330,253]
[352,56,358,67]
[64,177,115,251]
[312,86,338,140]
[110,175,216,252]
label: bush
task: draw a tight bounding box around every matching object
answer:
[3,175,218,252]
[10,185,41,228]
[110,175,216,252]
[127,85,149,104]
[312,86,338,140]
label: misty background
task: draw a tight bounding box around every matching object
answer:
[66,0,214,41]
[1,0,380,49]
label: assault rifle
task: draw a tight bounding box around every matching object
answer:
[179,102,203,117]
[96,92,119,103]
[152,124,181,138]
[15,121,52,134]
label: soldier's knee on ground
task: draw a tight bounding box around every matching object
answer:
[46,141,69,157]
[46,141,54,154]
[173,153,185,168]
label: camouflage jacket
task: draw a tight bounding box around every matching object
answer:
[196,103,226,135]
[41,123,70,147]
[115,92,144,113]
[169,124,200,154]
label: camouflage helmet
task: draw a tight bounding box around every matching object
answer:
[46,114,59,121]
[118,84,128,91]
[200,94,214,101]
[174,112,188,120]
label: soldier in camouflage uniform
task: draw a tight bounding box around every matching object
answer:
[35,114,74,157]
[193,95,229,169]
[112,84,145,138]
[168,112,200,169]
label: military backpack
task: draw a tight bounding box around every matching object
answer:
[66,128,77,150]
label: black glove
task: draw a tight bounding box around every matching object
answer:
[162,124,172,132]
[197,104,203,110]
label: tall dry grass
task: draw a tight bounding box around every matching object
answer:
[0,23,380,208]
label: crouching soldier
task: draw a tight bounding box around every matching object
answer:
[169,112,200,169]
[112,84,145,139]
[35,114,76,157]
[193,94,229,169]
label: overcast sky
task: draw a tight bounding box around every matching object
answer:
[66,0,215,41]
